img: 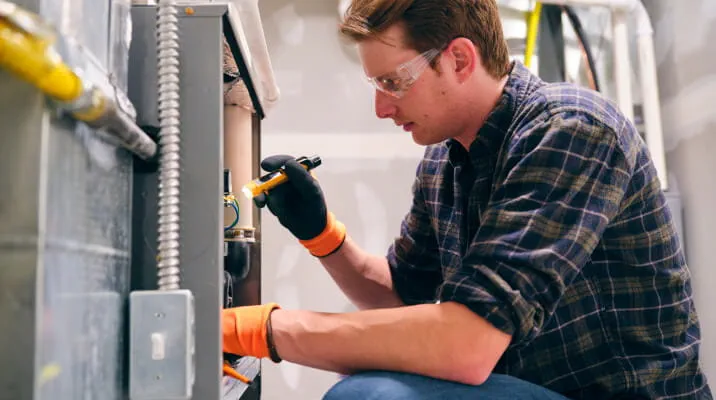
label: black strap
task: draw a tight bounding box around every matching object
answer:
[266,307,282,363]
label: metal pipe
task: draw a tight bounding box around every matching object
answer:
[0,1,157,160]
[70,86,159,159]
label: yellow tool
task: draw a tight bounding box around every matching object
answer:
[242,155,322,199]
[223,361,251,384]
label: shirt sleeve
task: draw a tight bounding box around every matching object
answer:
[438,112,633,346]
[388,160,443,305]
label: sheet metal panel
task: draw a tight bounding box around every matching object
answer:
[0,0,133,398]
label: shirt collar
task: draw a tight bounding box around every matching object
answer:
[446,60,538,166]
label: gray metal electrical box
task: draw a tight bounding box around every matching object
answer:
[129,5,225,399]
[128,4,263,400]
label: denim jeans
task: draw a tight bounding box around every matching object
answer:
[323,371,571,400]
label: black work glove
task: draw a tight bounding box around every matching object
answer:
[254,155,328,241]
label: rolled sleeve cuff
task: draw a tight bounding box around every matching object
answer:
[438,271,542,346]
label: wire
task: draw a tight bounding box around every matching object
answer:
[224,196,239,231]
[562,5,601,92]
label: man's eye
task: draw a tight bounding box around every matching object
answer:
[379,77,402,91]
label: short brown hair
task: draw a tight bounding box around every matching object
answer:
[339,0,511,78]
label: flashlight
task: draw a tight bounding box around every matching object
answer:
[242,155,322,199]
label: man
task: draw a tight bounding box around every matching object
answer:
[222,0,712,398]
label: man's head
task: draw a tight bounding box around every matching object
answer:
[339,0,511,147]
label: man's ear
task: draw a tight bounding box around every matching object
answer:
[446,37,478,83]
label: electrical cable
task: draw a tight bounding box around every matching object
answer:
[223,195,240,231]
[562,5,601,92]
[156,0,183,290]
[225,201,239,231]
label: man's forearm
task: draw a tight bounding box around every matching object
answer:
[319,235,404,310]
[269,301,512,385]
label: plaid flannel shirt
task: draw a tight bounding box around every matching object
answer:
[387,61,711,399]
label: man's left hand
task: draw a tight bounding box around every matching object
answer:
[222,303,280,358]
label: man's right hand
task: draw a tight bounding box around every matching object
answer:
[254,155,328,241]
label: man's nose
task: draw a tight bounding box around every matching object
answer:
[374,90,397,119]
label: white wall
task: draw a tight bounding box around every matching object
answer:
[257,1,424,398]
[643,0,716,381]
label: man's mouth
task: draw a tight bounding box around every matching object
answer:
[400,122,414,132]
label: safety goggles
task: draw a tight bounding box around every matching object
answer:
[366,48,442,99]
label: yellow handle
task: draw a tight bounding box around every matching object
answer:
[242,171,289,199]
[0,18,82,101]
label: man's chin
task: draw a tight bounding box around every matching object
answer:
[411,131,441,146]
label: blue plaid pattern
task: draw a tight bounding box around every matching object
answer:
[387,61,711,399]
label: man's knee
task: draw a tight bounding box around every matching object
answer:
[322,371,419,400]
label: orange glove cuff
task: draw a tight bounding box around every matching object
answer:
[222,302,280,358]
[299,212,346,257]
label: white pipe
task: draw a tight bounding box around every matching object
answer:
[229,0,280,113]
[633,2,668,190]
[224,102,254,229]
[611,8,634,122]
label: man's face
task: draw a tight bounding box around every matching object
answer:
[357,24,461,146]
